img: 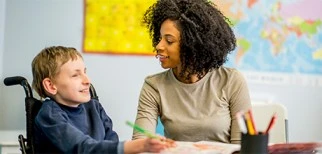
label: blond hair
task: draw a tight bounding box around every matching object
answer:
[32,46,82,98]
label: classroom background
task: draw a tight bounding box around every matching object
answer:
[1,0,322,142]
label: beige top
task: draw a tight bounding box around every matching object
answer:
[133,67,251,143]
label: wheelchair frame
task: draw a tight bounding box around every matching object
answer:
[4,76,98,154]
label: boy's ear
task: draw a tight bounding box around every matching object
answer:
[42,78,57,95]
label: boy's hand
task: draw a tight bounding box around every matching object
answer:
[143,138,167,153]
[159,136,176,148]
[124,137,176,154]
[143,137,177,152]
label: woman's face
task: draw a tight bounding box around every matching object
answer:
[155,19,181,70]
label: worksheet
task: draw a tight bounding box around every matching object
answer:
[159,141,240,154]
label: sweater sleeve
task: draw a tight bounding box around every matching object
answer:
[35,103,119,153]
[97,102,119,141]
[132,78,160,139]
[227,69,252,144]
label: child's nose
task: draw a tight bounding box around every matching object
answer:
[83,74,90,84]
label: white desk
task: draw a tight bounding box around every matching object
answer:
[0,130,25,154]
[142,141,240,154]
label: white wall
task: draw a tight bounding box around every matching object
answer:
[0,0,4,71]
[1,0,321,142]
[0,0,6,126]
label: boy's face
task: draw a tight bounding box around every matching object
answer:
[50,57,91,107]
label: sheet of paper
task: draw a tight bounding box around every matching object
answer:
[158,141,240,154]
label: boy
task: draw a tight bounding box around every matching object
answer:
[32,46,170,153]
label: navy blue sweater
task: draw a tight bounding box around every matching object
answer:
[34,98,121,154]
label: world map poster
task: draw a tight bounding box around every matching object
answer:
[217,0,322,86]
[83,0,322,85]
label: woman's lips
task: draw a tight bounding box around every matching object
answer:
[155,55,169,62]
[155,55,169,59]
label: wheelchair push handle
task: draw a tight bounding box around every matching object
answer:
[4,76,34,98]
[4,76,27,86]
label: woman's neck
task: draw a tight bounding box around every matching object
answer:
[172,68,205,84]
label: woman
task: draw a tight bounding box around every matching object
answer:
[133,0,251,144]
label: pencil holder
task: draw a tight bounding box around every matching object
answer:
[240,132,269,154]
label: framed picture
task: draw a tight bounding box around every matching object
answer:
[83,0,155,55]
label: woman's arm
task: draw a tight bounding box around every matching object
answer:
[133,80,160,139]
[228,70,252,144]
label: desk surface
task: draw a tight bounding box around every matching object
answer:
[0,130,25,146]
[143,141,322,154]
[144,141,240,154]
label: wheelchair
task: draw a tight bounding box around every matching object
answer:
[3,76,99,154]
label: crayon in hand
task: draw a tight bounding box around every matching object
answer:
[126,121,158,139]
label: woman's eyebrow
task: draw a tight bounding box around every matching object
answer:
[164,34,177,40]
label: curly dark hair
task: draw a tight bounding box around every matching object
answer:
[143,0,236,80]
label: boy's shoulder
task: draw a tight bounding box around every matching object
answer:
[36,99,66,121]
[40,98,62,111]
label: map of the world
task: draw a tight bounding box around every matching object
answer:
[217,0,322,78]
